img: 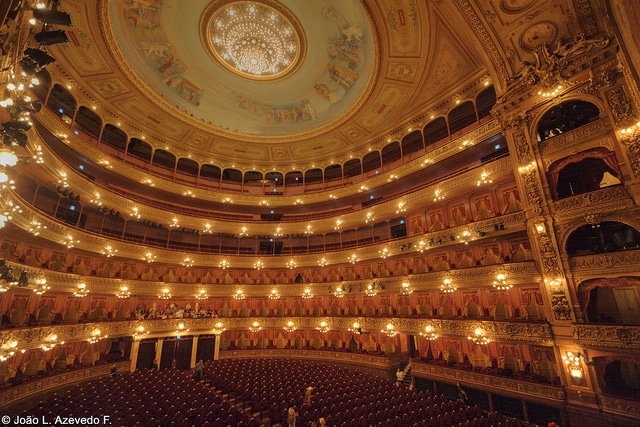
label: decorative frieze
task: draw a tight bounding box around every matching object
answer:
[411,361,566,402]
[569,249,640,280]
[599,395,640,418]
[573,324,640,351]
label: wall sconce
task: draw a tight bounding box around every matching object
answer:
[254,260,264,270]
[102,245,118,257]
[365,284,377,297]
[233,289,245,300]
[433,188,445,202]
[63,234,79,249]
[182,256,194,267]
[0,340,18,361]
[196,289,208,300]
[334,286,344,298]
[492,274,512,291]
[145,252,156,263]
[399,281,413,295]
[284,321,296,333]
[416,240,428,252]
[29,219,46,236]
[317,320,329,333]
[269,289,280,299]
[467,327,490,345]
[441,278,456,293]
[347,253,358,264]
[562,351,584,379]
[219,259,229,269]
[133,325,149,340]
[379,247,389,259]
[535,222,546,235]
[202,223,213,234]
[302,288,313,299]
[420,325,437,340]
[396,201,406,214]
[42,334,62,351]
[212,322,225,335]
[350,322,362,335]
[365,212,375,223]
[158,288,171,300]
[88,330,106,344]
[318,257,327,267]
[117,285,131,299]
[382,323,397,337]
[249,321,261,333]
[334,219,342,230]
[33,276,50,295]
[304,225,313,235]
[286,259,296,269]
[74,282,89,297]
[476,171,493,186]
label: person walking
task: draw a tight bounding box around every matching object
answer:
[193,359,204,381]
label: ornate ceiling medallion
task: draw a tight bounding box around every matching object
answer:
[201,0,306,81]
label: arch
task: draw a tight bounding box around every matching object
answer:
[126,138,153,164]
[284,170,303,186]
[265,171,284,188]
[304,168,323,184]
[324,164,342,182]
[343,158,361,178]
[579,277,640,325]
[566,221,640,256]
[476,85,497,120]
[548,147,622,199]
[222,168,243,184]
[537,100,600,141]
[200,164,221,185]
[100,123,127,154]
[362,151,381,173]
[176,157,199,180]
[423,117,448,146]
[244,170,263,187]
[74,106,102,140]
[151,148,176,172]
[448,101,477,136]
[46,84,76,120]
[401,130,424,157]
[381,141,401,165]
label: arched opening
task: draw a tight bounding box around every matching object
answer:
[176,158,199,182]
[476,85,497,120]
[304,168,323,185]
[265,171,284,190]
[343,159,361,178]
[566,221,640,255]
[579,277,640,325]
[401,130,424,158]
[100,123,127,156]
[74,106,102,140]
[243,170,263,188]
[126,138,152,165]
[150,149,176,174]
[537,100,600,141]
[448,101,477,136]
[423,117,449,147]
[324,164,342,182]
[222,168,243,185]
[362,151,381,174]
[200,164,221,186]
[595,357,640,400]
[381,141,401,165]
[284,171,303,186]
[46,84,76,121]
[550,148,622,199]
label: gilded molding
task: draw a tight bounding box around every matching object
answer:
[411,361,565,401]
[573,324,640,352]
[599,395,640,418]
[538,119,612,161]
[219,348,404,368]
[552,186,633,215]
[569,249,640,280]
[0,317,554,350]
[0,361,131,408]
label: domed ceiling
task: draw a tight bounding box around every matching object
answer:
[109,0,377,137]
[54,0,490,169]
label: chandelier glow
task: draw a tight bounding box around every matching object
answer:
[204,1,304,79]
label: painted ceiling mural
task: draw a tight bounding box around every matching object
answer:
[112,0,377,137]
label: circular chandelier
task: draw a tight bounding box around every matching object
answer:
[202,1,305,80]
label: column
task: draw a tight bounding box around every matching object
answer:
[213,334,221,360]
[129,340,140,372]
[190,336,199,368]
[156,338,164,368]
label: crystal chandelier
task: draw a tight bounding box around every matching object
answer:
[468,327,490,345]
[74,283,89,297]
[334,286,344,298]
[196,289,208,300]
[286,259,296,269]
[284,320,296,333]
[205,1,303,79]
[420,325,437,340]
[302,288,313,299]
[562,351,584,379]
[399,281,412,295]
[182,256,194,268]
[317,320,329,333]
[212,322,226,335]
[0,340,18,362]
[88,330,106,344]
[249,321,261,333]
[382,323,397,337]
[365,283,377,297]
[349,321,362,335]
[493,274,512,291]
[234,289,245,300]
[347,254,358,264]
[117,285,131,299]
[441,278,456,293]
[158,288,171,300]
[268,289,280,299]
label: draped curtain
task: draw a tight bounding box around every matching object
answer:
[136,340,156,370]
[547,147,621,198]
